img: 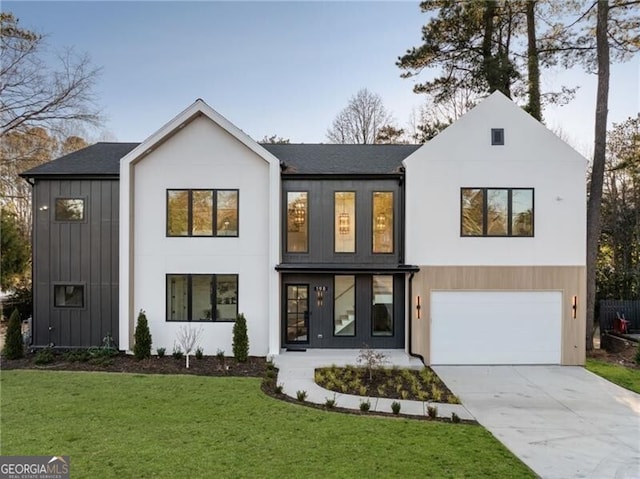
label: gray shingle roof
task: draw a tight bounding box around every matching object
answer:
[262,144,420,174]
[20,142,139,177]
[21,142,421,177]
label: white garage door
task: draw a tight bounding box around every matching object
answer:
[430,291,562,365]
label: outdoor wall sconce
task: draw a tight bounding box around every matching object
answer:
[39,205,49,211]
[416,295,421,319]
[572,295,577,319]
[315,286,327,307]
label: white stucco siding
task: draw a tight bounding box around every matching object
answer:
[131,115,271,355]
[405,92,587,267]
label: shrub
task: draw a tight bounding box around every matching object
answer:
[2,309,24,359]
[34,348,55,365]
[216,349,225,360]
[156,347,166,358]
[636,340,640,365]
[296,390,307,402]
[359,400,371,412]
[133,310,152,360]
[391,401,401,415]
[232,313,249,362]
[172,344,184,360]
[427,405,438,419]
[175,325,203,368]
[325,395,337,409]
[274,384,284,394]
[195,347,204,360]
[451,412,461,423]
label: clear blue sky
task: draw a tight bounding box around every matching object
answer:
[5,1,639,155]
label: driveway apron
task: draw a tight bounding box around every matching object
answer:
[433,365,640,479]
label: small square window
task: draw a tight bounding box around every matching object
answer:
[54,285,84,308]
[491,128,504,146]
[55,198,85,221]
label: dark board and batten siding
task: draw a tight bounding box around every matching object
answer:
[32,179,119,348]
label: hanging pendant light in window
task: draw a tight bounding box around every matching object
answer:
[293,200,306,227]
[375,212,387,232]
[339,212,350,235]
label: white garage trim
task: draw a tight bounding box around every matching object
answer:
[430,291,562,365]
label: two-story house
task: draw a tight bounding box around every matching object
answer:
[21,92,587,365]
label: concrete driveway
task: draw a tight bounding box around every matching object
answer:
[433,366,640,479]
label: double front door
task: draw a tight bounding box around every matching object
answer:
[282,274,404,349]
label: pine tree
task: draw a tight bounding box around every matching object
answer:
[133,310,152,360]
[2,309,24,359]
[232,313,249,362]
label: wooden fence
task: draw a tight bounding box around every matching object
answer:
[599,300,640,333]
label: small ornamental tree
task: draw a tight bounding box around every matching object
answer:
[133,309,152,360]
[232,313,249,362]
[2,309,24,359]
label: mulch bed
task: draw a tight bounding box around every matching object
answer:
[1,352,267,377]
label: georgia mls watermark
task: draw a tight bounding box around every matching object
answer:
[0,456,69,479]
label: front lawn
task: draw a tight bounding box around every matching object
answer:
[586,358,640,394]
[1,371,535,478]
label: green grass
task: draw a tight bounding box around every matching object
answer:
[0,371,535,478]
[586,358,640,394]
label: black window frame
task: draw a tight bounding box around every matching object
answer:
[166,273,239,322]
[285,191,309,254]
[334,190,357,254]
[372,190,394,255]
[166,189,239,237]
[53,197,86,222]
[371,275,394,337]
[53,283,85,308]
[333,275,356,338]
[460,187,535,237]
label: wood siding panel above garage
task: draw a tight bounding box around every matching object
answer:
[410,266,586,365]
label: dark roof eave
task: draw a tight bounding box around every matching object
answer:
[281,172,404,179]
[19,173,120,180]
[275,264,419,274]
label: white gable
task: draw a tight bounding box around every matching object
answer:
[404,91,587,267]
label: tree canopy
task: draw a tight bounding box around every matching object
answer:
[326,89,397,144]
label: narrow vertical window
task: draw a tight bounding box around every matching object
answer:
[334,275,355,336]
[487,189,508,236]
[216,274,239,321]
[461,189,484,236]
[167,190,189,236]
[372,276,393,336]
[192,275,213,320]
[373,192,393,253]
[511,189,534,236]
[287,192,308,252]
[192,190,213,236]
[216,190,238,236]
[167,275,188,321]
[335,191,355,253]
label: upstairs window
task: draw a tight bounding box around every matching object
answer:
[167,189,238,237]
[372,191,393,253]
[55,198,85,221]
[335,192,355,253]
[286,192,308,253]
[461,188,534,237]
